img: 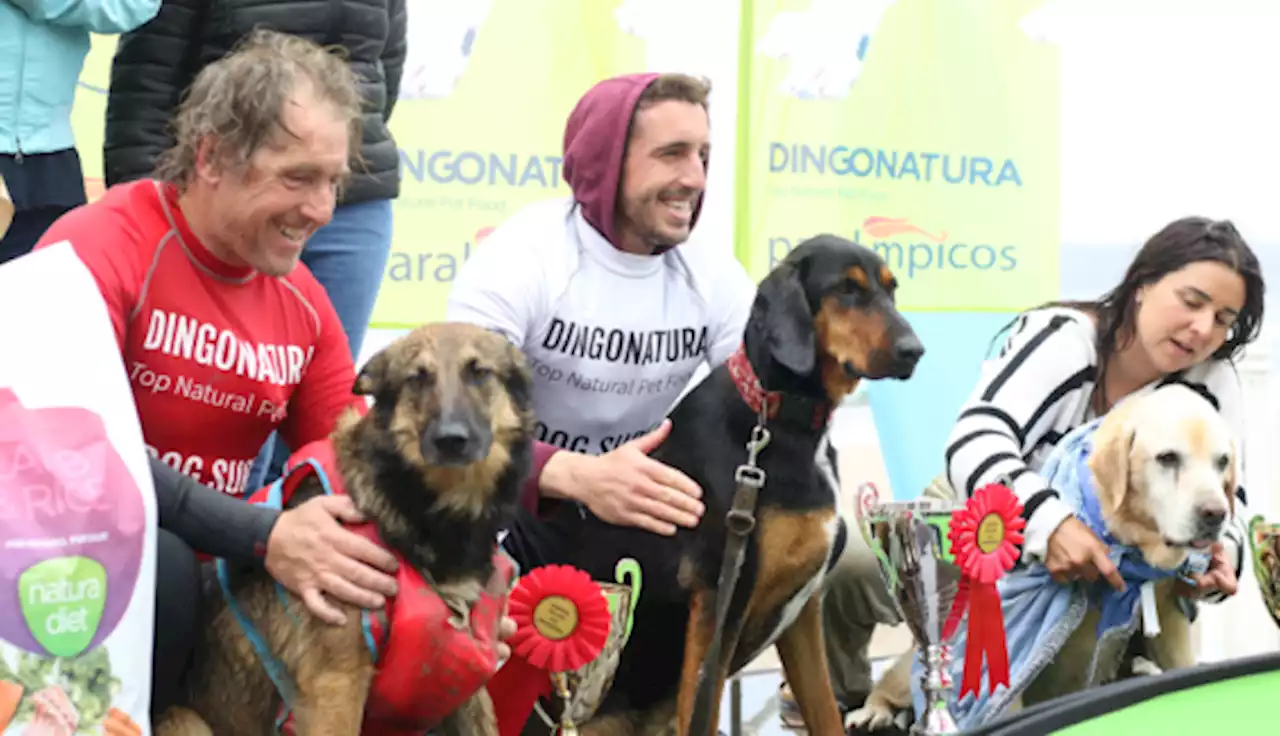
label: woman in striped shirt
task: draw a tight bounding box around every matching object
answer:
[943,216,1263,596]
[807,216,1265,730]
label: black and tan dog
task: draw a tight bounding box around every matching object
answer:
[532,235,924,735]
[155,322,536,736]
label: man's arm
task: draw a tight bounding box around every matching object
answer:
[9,0,158,33]
[279,283,367,453]
[448,216,706,533]
[103,0,203,187]
[156,453,402,625]
[444,225,537,348]
[381,0,407,122]
[151,457,277,563]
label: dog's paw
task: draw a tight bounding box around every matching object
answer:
[1130,656,1164,677]
[845,700,902,732]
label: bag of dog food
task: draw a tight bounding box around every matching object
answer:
[0,244,156,735]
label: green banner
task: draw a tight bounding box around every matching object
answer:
[738,0,1061,312]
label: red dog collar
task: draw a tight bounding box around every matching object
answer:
[725,344,832,431]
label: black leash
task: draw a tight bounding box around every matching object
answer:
[688,408,771,735]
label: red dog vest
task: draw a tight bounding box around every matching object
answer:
[243,439,515,735]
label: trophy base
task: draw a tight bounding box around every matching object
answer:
[911,645,960,735]
[910,704,959,736]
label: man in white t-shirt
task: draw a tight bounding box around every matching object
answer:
[446,72,756,572]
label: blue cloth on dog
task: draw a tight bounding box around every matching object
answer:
[1075,462,1195,636]
[909,418,1211,730]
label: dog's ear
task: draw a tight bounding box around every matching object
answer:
[500,341,534,413]
[754,262,816,376]
[353,349,392,397]
[1090,405,1137,516]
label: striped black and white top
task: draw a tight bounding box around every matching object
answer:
[944,306,1249,596]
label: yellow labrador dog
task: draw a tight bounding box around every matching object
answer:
[850,383,1236,731]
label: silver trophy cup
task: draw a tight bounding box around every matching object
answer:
[856,485,962,735]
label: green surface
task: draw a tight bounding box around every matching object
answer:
[1054,669,1280,734]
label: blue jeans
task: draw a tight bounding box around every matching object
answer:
[246,198,393,490]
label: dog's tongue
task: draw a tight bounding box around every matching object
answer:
[1190,539,1214,550]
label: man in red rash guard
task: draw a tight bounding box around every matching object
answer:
[47,175,356,500]
[32,30,412,718]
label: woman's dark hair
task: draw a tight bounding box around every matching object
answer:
[993,216,1265,409]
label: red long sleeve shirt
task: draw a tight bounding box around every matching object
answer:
[35,179,364,497]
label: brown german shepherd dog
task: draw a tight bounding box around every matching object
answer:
[154,322,536,736]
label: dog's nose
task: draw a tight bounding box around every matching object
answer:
[892,335,924,365]
[431,423,471,457]
[1197,505,1227,531]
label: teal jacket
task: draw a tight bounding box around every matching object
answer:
[0,0,159,155]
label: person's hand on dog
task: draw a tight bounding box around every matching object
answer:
[545,419,704,536]
[265,495,400,625]
[496,613,517,661]
[1046,516,1126,592]
[1176,541,1238,598]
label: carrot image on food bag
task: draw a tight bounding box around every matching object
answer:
[103,706,142,735]
[0,678,23,729]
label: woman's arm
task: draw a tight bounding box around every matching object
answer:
[150,457,278,564]
[944,308,1098,562]
[9,0,158,33]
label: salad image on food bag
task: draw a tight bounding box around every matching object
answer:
[0,245,158,735]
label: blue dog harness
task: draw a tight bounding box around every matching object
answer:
[213,458,384,732]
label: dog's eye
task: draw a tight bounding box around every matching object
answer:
[838,280,872,307]
[841,277,866,294]
[1155,451,1180,469]
[1215,454,1230,472]
[466,360,494,382]
[411,367,434,385]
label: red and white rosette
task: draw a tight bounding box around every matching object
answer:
[489,565,611,736]
[942,483,1024,698]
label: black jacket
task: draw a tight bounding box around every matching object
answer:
[103,0,406,205]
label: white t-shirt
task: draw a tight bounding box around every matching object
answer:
[446,198,756,456]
